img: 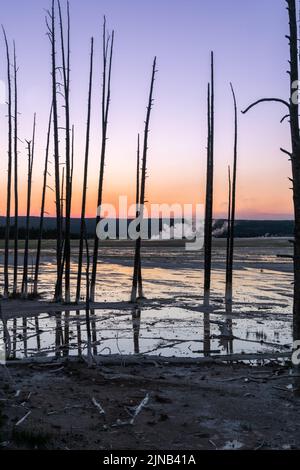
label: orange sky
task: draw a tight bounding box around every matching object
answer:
[4,161,293,220]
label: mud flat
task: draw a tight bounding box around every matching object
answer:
[0,360,299,450]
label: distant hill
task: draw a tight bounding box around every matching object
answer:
[212,219,294,238]
[0,217,295,239]
[0,216,95,233]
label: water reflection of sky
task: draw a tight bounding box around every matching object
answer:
[0,242,294,359]
[1,307,292,360]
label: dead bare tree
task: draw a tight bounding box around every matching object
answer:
[70,124,74,201]
[58,0,71,303]
[135,135,141,220]
[83,220,93,364]
[2,27,13,298]
[76,37,94,303]
[33,106,52,296]
[203,51,214,306]
[21,115,36,297]
[242,0,300,350]
[131,307,141,354]
[131,57,157,303]
[131,134,144,301]
[13,41,19,295]
[90,18,114,302]
[137,135,143,299]
[55,131,74,301]
[46,0,62,301]
[225,84,238,311]
[225,165,231,294]
[60,166,65,233]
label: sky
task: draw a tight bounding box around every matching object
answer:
[0,0,294,220]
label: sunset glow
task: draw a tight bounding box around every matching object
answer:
[0,0,293,220]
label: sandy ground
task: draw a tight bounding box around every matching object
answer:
[1,360,300,450]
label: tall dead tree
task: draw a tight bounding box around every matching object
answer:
[58,0,71,303]
[46,0,62,301]
[84,221,93,364]
[137,139,143,299]
[34,107,52,296]
[60,166,65,234]
[131,134,144,301]
[76,38,94,303]
[21,116,36,297]
[13,41,19,295]
[242,0,300,345]
[90,18,114,302]
[225,84,238,311]
[203,51,214,306]
[131,57,157,303]
[70,125,74,201]
[225,165,231,290]
[2,27,13,298]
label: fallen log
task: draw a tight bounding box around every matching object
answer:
[4,351,292,367]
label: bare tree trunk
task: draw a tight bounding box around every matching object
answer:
[137,151,143,300]
[225,165,232,297]
[90,19,114,302]
[203,312,211,356]
[70,125,74,202]
[242,0,300,392]
[54,165,67,302]
[34,106,52,296]
[204,53,214,306]
[286,0,300,348]
[47,0,62,301]
[22,317,28,358]
[76,38,94,303]
[58,0,71,303]
[22,116,35,297]
[83,221,92,364]
[131,134,144,300]
[131,57,157,303]
[131,307,141,354]
[60,166,65,234]
[2,27,13,298]
[13,42,19,295]
[286,2,300,394]
[225,83,238,311]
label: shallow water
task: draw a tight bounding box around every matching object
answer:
[0,239,294,359]
[1,306,292,359]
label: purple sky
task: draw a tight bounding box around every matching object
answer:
[0,0,294,219]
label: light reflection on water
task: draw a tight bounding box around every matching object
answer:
[1,307,292,359]
[0,240,294,358]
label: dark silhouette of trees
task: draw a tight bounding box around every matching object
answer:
[131,57,157,303]
[242,0,300,345]
[225,165,231,299]
[21,115,36,297]
[131,134,143,301]
[34,107,52,296]
[90,18,114,302]
[225,83,238,311]
[58,0,72,303]
[46,0,62,301]
[13,42,19,295]
[76,38,94,303]
[204,52,214,306]
[2,27,13,298]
